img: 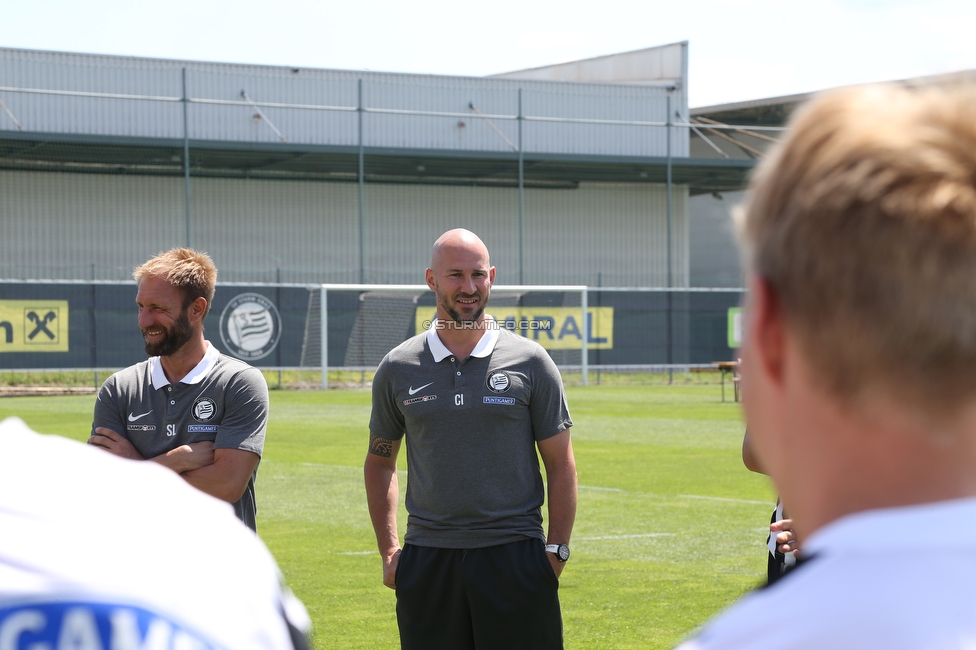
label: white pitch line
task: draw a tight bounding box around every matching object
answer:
[575,533,674,541]
[678,494,773,506]
[336,551,376,556]
[579,485,624,492]
[299,463,408,475]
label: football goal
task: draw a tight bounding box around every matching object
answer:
[299,284,591,388]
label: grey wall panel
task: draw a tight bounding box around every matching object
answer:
[186,68,360,146]
[355,182,689,287]
[189,177,360,284]
[363,78,520,152]
[523,183,688,287]
[361,184,522,284]
[1,48,687,159]
[689,190,745,287]
[0,171,185,280]
[2,169,689,288]
[522,85,686,157]
[0,49,185,138]
[492,42,686,86]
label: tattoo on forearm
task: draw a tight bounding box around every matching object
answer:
[369,432,394,458]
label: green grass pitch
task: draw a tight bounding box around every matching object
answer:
[0,384,774,649]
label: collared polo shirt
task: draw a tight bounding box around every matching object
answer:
[370,317,572,548]
[93,341,269,530]
[676,497,976,649]
[1,417,310,649]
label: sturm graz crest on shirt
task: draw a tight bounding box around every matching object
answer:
[193,397,217,422]
[486,371,511,393]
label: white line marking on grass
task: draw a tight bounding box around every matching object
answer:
[679,494,774,506]
[298,463,407,476]
[579,485,623,492]
[336,551,376,556]
[575,533,674,541]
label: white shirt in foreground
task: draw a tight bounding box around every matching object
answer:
[0,417,310,650]
[676,497,976,649]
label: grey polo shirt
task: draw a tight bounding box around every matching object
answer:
[92,341,269,530]
[369,317,573,548]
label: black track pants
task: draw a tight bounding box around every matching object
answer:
[395,538,563,650]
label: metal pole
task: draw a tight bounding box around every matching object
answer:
[182,68,191,247]
[320,286,329,390]
[666,93,673,288]
[90,275,98,389]
[276,268,282,389]
[666,93,674,382]
[358,79,365,284]
[581,287,588,386]
[518,88,525,285]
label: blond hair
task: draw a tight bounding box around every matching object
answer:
[736,83,976,408]
[133,248,218,317]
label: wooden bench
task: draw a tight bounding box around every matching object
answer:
[711,361,741,402]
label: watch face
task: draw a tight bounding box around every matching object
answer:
[558,544,570,562]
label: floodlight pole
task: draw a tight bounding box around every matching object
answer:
[182,68,191,247]
[518,88,525,285]
[666,92,674,382]
[358,79,365,284]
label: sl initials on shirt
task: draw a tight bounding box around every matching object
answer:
[166,424,177,437]
[455,393,464,406]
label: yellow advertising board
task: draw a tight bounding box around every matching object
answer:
[415,307,613,350]
[0,300,70,353]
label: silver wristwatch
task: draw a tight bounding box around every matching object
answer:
[545,543,570,562]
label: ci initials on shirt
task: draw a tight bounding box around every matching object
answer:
[455,393,464,406]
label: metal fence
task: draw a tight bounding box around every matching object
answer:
[0,281,744,385]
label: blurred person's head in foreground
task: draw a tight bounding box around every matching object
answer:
[677,83,976,649]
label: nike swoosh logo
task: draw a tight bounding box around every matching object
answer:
[408,383,434,396]
[128,410,153,422]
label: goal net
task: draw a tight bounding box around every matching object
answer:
[298,284,592,388]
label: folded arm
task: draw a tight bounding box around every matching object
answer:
[88,427,215,473]
[181,447,260,503]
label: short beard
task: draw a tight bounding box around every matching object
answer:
[440,284,490,325]
[144,310,194,357]
[446,304,485,325]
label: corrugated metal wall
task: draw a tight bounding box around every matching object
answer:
[0,50,185,138]
[0,171,685,286]
[0,47,694,287]
[1,171,185,279]
[0,48,686,157]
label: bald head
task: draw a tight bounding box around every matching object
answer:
[426,229,495,325]
[430,229,490,272]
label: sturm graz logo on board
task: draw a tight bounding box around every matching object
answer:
[219,293,282,361]
[486,371,511,393]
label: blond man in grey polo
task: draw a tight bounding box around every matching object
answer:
[365,229,578,650]
[89,248,268,531]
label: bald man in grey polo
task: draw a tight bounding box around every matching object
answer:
[369,317,572,548]
[93,342,268,530]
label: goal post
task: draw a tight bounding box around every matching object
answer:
[310,284,590,389]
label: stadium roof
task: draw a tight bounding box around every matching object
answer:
[0,45,755,196]
[687,67,976,162]
[0,131,754,194]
